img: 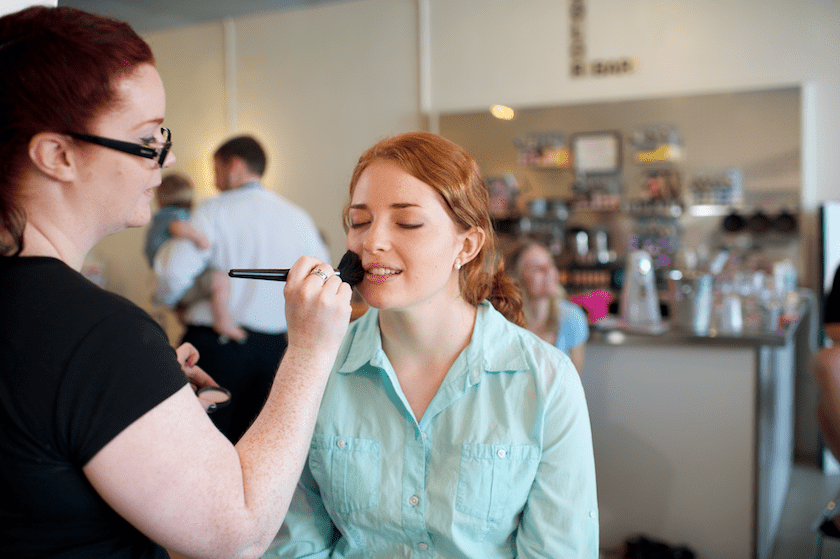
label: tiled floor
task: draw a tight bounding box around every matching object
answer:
[770,461,840,559]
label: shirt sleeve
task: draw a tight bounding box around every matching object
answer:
[153,205,213,307]
[514,357,599,558]
[558,301,590,351]
[264,459,338,558]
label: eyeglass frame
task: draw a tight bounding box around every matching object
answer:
[66,127,171,167]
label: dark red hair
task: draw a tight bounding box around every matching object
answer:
[343,132,524,326]
[0,6,155,256]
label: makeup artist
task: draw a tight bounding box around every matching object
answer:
[0,6,351,559]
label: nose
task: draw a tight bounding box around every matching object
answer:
[162,149,176,168]
[362,219,390,254]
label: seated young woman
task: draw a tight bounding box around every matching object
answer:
[264,131,599,558]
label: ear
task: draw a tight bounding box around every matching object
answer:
[457,226,486,267]
[29,132,77,182]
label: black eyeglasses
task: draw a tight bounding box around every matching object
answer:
[67,127,172,167]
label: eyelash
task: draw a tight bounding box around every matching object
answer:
[140,136,156,146]
[348,222,423,230]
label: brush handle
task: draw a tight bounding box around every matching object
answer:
[228,269,345,281]
[228,269,290,281]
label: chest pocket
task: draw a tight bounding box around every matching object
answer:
[308,435,380,515]
[456,443,540,522]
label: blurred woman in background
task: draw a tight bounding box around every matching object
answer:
[505,240,589,373]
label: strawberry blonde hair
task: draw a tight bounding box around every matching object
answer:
[343,132,524,326]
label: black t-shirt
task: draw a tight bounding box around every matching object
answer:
[0,256,187,558]
[826,264,840,324]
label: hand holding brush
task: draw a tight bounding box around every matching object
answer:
[229,250,365,287]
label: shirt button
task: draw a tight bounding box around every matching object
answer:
[336,439,346,448]
[409,495,420,506]
[589,510,596,518]
[418,543,428,551]
[497,448,507,458]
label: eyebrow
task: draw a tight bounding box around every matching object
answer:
[348,203,421,210]
[131,118,165,132]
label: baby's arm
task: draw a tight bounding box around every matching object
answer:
[169,220,210,250]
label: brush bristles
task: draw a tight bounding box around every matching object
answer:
[336,250,364,287]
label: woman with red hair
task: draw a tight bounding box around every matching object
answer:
[0,7,351,558]
[268,132,598,558]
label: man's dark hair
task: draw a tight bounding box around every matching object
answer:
[214,135,267,176]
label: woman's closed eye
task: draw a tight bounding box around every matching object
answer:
[398,223,423,230]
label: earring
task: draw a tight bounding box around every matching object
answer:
[455,259,462,270]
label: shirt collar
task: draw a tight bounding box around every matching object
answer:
[240,180,262,190]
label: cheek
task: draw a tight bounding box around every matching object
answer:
[346,231,363,252]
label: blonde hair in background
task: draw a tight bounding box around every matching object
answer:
[504,239,567,335]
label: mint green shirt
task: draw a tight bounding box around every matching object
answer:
[265,301,598,558]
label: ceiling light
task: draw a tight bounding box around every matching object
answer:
[490,105,515,120]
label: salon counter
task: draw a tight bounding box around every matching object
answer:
[580,295,816,559]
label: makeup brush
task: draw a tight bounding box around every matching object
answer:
[229,250,365,287]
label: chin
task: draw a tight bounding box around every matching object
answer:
[126,206,152,229]
[357,289,396,311]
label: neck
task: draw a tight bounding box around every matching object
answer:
[522,296,552,328]
[378,297,477,364]
[19,203,95,272]
[230,174,260,190]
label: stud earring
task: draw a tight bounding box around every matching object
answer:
[455,259,462,270]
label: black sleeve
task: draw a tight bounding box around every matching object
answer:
[826,264,840,324]
[59,308,188,466]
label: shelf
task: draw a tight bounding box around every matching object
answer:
[527,164,572,171]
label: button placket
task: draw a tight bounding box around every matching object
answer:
[402,417,430,549]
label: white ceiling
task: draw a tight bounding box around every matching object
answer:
[58,0,346,34]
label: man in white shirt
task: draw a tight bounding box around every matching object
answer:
[155,135,330,442]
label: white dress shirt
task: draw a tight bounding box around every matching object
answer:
[154,182,329,334]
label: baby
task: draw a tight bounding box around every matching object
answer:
[145,173,246,342]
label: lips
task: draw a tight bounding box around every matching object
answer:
[364,264,401,284]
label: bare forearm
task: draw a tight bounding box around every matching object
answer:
[232,346,337,553]
[168,220,209,249]
[88,257,350,559]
